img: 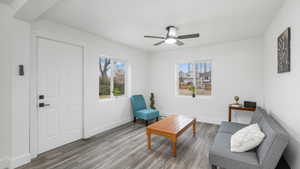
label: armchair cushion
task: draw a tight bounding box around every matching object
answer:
[135,109,159,120]
[130,95,147,113]
[130,95,160,121]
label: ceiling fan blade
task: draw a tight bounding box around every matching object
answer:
[154,41,165,46]
[177,33,200,39]
[176,40,184,46]
[144,35,165,39]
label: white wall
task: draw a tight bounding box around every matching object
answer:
[31,19,150,145]
[3,1,299,168]
[264,0,300,168]
[149,38,264,124]
[1,14,149,168]
[10,14,31,169]
[0,4,13,169]
[0,4,31,169]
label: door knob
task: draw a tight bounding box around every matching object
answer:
[39,103,50,107]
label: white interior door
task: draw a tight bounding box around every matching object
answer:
[37,38,83,154]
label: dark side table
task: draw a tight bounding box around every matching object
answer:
[228,105,256,122]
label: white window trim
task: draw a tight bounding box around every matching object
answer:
[175,60,213,98]
[99,56,128,100]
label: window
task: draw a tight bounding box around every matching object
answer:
[177,61,212,97]
[99,57,126,99]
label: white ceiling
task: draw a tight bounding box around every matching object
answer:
[0,0,13,4]
[41,0,284,52]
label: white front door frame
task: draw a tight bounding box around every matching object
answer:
[29,31,87,159]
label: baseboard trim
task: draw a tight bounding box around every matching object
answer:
[84,118,133,138]
[10,153,31,169]
[196,117,223,125]
[0,157,9,169]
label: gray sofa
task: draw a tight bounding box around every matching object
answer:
[209,107,289,169]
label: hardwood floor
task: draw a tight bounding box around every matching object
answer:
[18,122,219,169]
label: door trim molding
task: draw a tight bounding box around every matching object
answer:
[30,31,87,159]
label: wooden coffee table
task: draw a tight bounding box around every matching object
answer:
[146,114,196,157]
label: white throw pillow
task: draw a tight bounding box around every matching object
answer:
[231,123,265,152]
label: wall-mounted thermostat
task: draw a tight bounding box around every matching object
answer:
[19,65,24,76]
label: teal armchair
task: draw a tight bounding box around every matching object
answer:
[130,95,159,125]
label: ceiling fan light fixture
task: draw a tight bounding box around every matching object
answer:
[165,38,176,44]
[168,26,177,37]
[144,26,199,46]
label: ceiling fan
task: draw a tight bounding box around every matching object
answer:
[144,26,200,46]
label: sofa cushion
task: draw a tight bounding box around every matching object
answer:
[256,115,289,169]
[218,121,247,134]
[209,133,259,169]
[210,108,289,169]
[250,107,267,124]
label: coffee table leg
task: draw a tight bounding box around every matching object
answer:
[229,107,232,122]
[172,138,177,157]
[193,119,196,137]
[147,131,152,150]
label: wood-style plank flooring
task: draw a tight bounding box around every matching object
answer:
[18,121,219,169]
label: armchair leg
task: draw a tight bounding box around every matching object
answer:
[156,117,159,121]
[133,117,137,123]
[145,120,148,126]
[211,165,217,169]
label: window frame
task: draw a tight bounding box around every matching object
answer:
[175,60,213,98]
[99,56,128,100]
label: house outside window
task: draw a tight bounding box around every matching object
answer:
[177,61,212,97]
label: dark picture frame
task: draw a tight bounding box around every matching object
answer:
[277,27,291,73]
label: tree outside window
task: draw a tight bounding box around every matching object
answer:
[99,57,126,99]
